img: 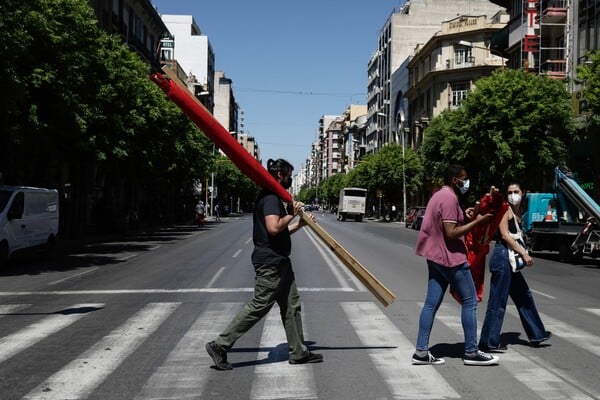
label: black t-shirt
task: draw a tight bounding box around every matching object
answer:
[251,190,291,265]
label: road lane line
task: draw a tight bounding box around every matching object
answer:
[206,266,226,288]
[531,289,555,299]
[250,305,317,400]
[22,302,179,400]
[0,303,104,364]
[246,237,252,244]
[117,253,137,261]
[303,228,359,291]
[341,302,459,399]
[436,304,597,399]
[134,302,243,400]
[232,249,242,258]
[49,268,99,285]
[0,288,355,296]
[581,308,600,317]
[0,304,29,316]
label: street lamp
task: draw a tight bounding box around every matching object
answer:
[397,108,407,222]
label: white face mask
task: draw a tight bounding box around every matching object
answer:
[507,193,522,205]
[457,179,470,195]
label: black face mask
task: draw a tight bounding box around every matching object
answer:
[281,176,292,189]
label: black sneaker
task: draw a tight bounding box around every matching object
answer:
[463,350,499,366]
[479,344,508,353]
[206,341,233,370]
[289,351,323,365]
[530,331,552,346]
[411,351,445,365]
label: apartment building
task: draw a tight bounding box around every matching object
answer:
[405,13,508,148]
[159,15,216,113]
[213,71,239,135]
[90,0,167,68]
[367,0,503,155]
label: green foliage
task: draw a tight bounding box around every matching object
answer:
[296,185,317,205]
[576,50,600,128]
[318,173,347,204]
[422,69,574,192]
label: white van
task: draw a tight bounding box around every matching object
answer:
[0,186,59,267]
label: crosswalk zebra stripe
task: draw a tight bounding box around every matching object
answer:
[250,305,318,400]
[0,303,104,364]
[134,302,243,400]
[22,302,180,400]
[341,302,460,399]
[437,304,596,399]
[507,308,600,358]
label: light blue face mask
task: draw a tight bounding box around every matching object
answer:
[458,178,470,195]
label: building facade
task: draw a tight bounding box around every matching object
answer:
[405,13,508,148]
[367,0,503,155]
[90,0,167,68]
[159,14,216,113]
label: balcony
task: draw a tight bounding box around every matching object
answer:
[541,59,566,79]
[538,0,568,23]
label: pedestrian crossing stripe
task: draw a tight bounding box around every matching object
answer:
[0,303,104,364]
[0,302,598,399]
[342,302,460,399]
[22,302,179,400]
[134,302,243,400]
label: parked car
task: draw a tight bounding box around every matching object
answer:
[412,207,426,230]
[0,186,59,268]
[405,206,426,228]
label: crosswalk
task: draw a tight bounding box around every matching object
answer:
[1,300,600,399]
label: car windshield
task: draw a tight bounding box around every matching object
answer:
[0,190,12,213]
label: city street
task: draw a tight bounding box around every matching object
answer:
[1,212,600,399]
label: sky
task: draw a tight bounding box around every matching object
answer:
[151,0,406,172]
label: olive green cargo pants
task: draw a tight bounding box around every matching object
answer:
[214,260,308,360]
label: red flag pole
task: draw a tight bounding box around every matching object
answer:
[150,66,292,203]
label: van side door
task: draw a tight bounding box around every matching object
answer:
[6,191,31,252]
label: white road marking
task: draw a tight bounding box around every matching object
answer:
[438,304,597,400]
[49,268,99,285]
[250,305,317,400]
[117,254,137,261]
[134,303,243,400]
[341,302,460,399]
[22,302,179,400]
[0,288,354,296]
[232,249,242,258]
[0,303,104,364]
[206,266,226,288]
[581,308,600,317]
[303,227,360,291]
[148,245,161,251]
[531,289,556,299]
[0,304,29,316]
[246,237,252,244]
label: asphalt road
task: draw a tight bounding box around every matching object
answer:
[0,212,599,399]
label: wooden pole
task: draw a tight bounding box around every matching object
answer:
[300,212,396,307]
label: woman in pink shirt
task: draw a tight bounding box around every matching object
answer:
[412,164,498,366]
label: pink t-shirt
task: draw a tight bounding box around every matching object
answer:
[415,186,468,267]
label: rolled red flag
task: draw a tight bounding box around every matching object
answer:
[150,69,292,203]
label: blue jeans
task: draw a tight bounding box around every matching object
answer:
[416,260,479,353]
[479,243,547,348]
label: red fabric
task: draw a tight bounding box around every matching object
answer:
[452,189,508,302]
[149,73,293,203]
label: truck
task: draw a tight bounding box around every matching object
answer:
[337,187,367,222]
[522,166,600,262]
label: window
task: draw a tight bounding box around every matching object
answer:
[451,82,469,107]
[454,46,473,66]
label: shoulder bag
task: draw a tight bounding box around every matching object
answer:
[507,209,528,272]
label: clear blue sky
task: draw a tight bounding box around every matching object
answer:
[152,0,405,172]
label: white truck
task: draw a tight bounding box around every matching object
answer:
[337,187,367,222]
[0,186,59,267]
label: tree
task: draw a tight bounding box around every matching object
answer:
[422,69,575,193]
[576,50,600,129]
[317,173,347,207]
